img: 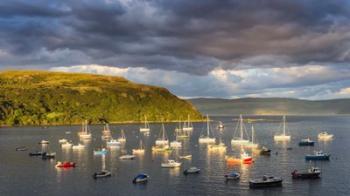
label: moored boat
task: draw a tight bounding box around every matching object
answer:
[231,115,250,145]
[29,151,45,156]
[72,143,85,150]
[274,116,291,141]
[198,114,216,144]
[291,167,321,179]
[106,139,121,147]
[225,171,240,180]
[179,155,192,159]
[155,123,169,146]
[259,146,271,156]
[208,142,226,151]
[119,154,136,160]
[78,121,92,140]
[59,139,68,144]
[182,115,194,131]
[318,132,334,141]
[117,129,127,143]
[183,167,200,175]
[39,140,49,145]
[249,176,283,189]
[161,160,181,168]
[133,173,149,183]
[299,138,315,146]
[140,116,151,132]
[61,141,73,148]
[93,148,108,155]
[55,161,76,168]
[170,141,182,148]
[93,170,112,179]
[42,152,56,160]
[132,140,145,154]
[305,151,330,161]
[16,146,28,151]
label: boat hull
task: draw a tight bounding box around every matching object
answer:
[249,179,283,189]
[305,155,330,161]
[292,172,320,179]
[299,142,315,146]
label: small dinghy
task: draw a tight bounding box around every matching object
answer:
[16,146,28,151]
[133,173,149,183]
[55,161,76,168]
[119,154,136,160]
[305,151,330,161]
[39,140,49,145]
[93,148,108,155]
[183,167,200,175]
[249,176,283,189]
[225,171,240,180]
[179,155,192,159]
[292,167,321,179]
[161,160,181,168]
[42,152,56,160]
[29,151,45,156]
[299,138,315,146]
[260,146,271,156]
[93,170,112,179]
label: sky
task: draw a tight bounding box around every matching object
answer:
[1,0,350,99]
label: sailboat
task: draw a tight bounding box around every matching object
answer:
[175,120,182,132]
[183,114,194,131]
[101,123,112,140]
[231,115,250,145]
[78,121,92,140]
[140,116,150,132]
[132,140,145,154]
[274,116,291,141]
[117,129,126,143]
[155,123,169,146]
[245,125,259,148]
[198,115,216,144]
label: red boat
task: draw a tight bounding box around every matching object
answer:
[55,161,76,168]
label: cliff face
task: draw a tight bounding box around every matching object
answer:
[0,71,202,126]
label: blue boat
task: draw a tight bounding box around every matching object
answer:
[93,148,108,155]
[225,171,240,180]
[299,138,315,146]
[133,173,149,183]
[305,151,330,161]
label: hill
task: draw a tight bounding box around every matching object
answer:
[189,98,350,116]
[0,71,202,126]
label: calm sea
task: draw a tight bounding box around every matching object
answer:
[0,116,349,196]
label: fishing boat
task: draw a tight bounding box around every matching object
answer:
[208,142,226,151]
[55,161,76,168]
[259,146,271,156]
[225,171,240,180]
[305,151,330,161]
[198,114,216,144]
[29,151,45,156]
[93,170,112,179]
[182,114,194,131]
[161,160,182,168]
[179,155,192,159]
[133,173,149,183]
[274,116,291,141]
[58,139,68,144]
[155,123,169,146]
[299,138,315,146]
[245,125,259,148]
[183,167,200,175]
[42,152,56,160]
[93,148,108,155]
[39,140,49,145]
[231,115,250,145]
[106,139,121,147]
[241,150,253,163]
[249,176,283,189]
[132,140,145,154]
[78,121,92,140]
[117,130,127,143]
[170,141,182,148]
[318,132,334,141]
[291,167,321,179]
[140,116,150,132]
[72,143,85,150]
[16,146,28,151]
[101,124,112,140]
[120,154,136,160]
[61,141,73,148]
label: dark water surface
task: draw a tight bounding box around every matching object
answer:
[0,116,349,196]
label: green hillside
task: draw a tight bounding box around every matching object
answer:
[0,70,202,126]
[189,98,350,116]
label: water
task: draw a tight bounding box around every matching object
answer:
[0,116,349,196]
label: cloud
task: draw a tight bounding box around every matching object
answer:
[50,64,350,99]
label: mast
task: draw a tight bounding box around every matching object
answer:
[240,115,243,140]
[251,125,255,144]
[283,115,286,136]
[144,116,147,128]
[206,114,210,137]
[162,123,166,140]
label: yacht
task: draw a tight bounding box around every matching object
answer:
[231,115,250,145]
[198,114,216,144]
[274,116,291,141]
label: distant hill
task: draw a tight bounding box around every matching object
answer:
[189,98,350,116]
[0,71,202,126]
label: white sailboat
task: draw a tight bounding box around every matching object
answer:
[101,123,112,140]
[132,140,145,154]
[78,121,92,140]
[175,120,182,132]
[198,115,216,144]
[183,114,194,131]
[274,115,291,141]
[245,125,259,148]
[117,129,126,143]
[155,123,169,146]
[231,115,250,145]
[140,116,150,132]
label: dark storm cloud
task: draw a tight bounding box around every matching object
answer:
[1,0,350,74]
